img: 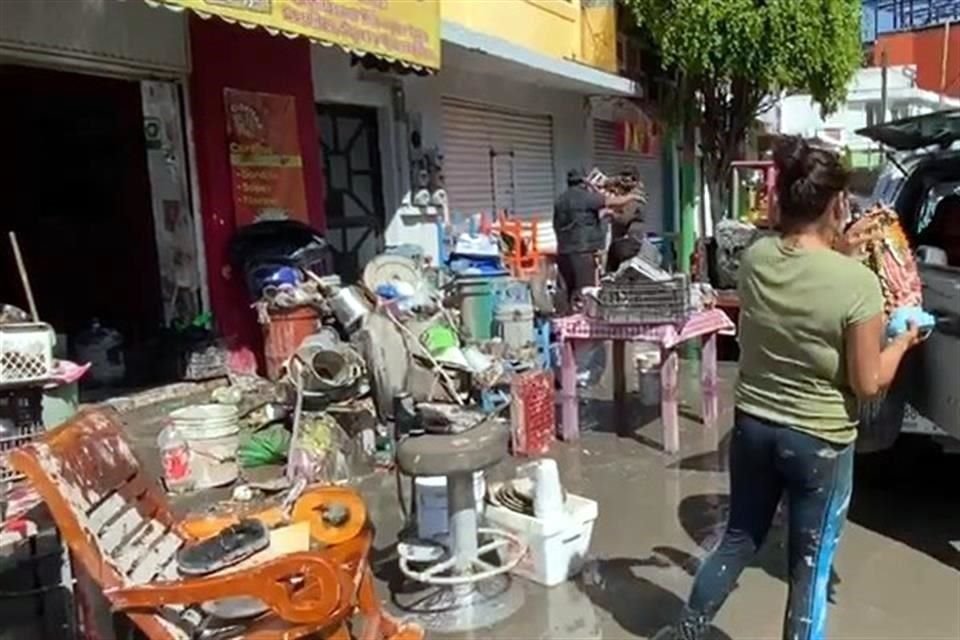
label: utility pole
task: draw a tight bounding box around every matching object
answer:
[880,48,888,124]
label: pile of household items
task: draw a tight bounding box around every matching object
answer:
[212,214,599,632]
[0,208,599,636]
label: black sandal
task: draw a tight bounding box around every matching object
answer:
[177,519,270,577]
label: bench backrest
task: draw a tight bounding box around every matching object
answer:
[9,408,188,639]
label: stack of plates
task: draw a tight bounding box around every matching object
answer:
[488,479,535,516]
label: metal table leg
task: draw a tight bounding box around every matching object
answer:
[701,332,719,430]
[560,339,579,441]
[661,348,680,454]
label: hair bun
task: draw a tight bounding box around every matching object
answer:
[773,135,809,177]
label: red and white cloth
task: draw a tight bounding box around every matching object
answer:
[553,308,736,348]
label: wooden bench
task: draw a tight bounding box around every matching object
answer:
[9,408,421,640]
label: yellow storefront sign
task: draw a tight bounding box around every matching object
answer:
[151,0,440,69]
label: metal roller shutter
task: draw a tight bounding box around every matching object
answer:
[592,118,663,234]
[0,0,188,75]
[441,97,555,220]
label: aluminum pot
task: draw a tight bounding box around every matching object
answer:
[330,286,372,331]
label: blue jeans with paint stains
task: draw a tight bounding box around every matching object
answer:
[682,410,854,640]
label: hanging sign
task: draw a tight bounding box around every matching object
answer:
[224,88,308,226]
[149,0,441,70]
[616,116,662,157]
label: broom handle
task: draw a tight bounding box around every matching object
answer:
[8,232,39,322]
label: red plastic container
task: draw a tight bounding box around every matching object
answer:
[510,370,556,456]
[261,306,318,380]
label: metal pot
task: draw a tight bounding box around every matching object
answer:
[330,286,372,332]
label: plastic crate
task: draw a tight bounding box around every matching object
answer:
[510,370,556,456]
[0,388,44,483]
[0,323,54,386]
[590,274,691,324]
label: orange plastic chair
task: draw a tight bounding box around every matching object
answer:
[496,210,542,278]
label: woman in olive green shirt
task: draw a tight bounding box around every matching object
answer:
[654,138,921,640]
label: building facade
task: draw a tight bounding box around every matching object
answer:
[311,0,668,279]
[778,65,960,167]
[0,0,668,365]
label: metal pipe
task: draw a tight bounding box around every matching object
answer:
[880,49,889,126]
[446,472,478,573]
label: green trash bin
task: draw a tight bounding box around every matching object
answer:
[456,273,508,342]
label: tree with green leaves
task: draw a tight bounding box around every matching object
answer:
[623,0,862,222]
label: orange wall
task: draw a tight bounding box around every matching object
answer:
[874,24,960,97]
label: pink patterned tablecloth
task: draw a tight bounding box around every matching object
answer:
[553,308,736,348]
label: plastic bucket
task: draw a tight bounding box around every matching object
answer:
[415,473,486,540]
[169,404,240,489]
[635,347,662,407]
[494,302,535,351]
[456,274,507,341]
[262,306,318,380]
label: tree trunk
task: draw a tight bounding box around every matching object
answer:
[706,172,727,226]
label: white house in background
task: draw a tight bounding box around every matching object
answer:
[775,65,960,167]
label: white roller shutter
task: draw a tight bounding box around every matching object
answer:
[592,118,664,234]
[442,97,555,220]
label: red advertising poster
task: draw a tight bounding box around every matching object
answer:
[224,88,308,226]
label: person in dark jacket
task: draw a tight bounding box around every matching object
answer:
[553,169,641,308]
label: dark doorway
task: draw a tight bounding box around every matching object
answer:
[0,65,163,368]
[316,103,386,282]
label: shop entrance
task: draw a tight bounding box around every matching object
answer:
[316,103,386,282]
[0,65,186,386]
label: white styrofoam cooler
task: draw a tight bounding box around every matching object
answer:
[484,490,598,587]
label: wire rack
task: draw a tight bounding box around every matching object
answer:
[591,274,691,324]
[0,388,44,483]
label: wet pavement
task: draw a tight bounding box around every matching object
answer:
[365,361,960,639]
[4,362,957,639]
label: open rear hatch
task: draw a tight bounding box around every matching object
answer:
[856,109,960,151]
[859,110,960,440]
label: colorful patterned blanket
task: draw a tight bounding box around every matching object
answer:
[858,206,923,315]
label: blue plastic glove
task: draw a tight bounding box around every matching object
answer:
[886,306,936,339]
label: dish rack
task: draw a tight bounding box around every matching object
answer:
[0,388,44,483]
[588,274,691,324]
[0,323,54,386]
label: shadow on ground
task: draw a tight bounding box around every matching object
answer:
[676,430,960,574]
[578,557,733,639]
[851,435,960,571]
[578,398,665,450]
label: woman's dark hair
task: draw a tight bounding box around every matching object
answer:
[773,136,851,227]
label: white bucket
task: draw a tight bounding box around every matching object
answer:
[635,346,662,407]
[168,404,240,489]
[415,473,485,540]
[495,303,535,351]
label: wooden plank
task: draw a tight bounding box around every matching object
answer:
[114,520,167,575]
[158,555,180,582]
[99,508,146,556]
[129,533,182,585]
[87,493,128,534]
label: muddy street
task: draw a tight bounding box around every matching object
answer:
[364,363,960,639]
